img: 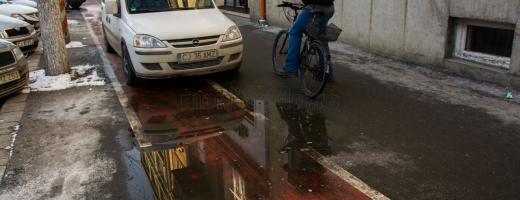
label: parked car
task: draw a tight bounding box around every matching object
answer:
[0,1,39,32]
[0,14,38,53]
[0,39,29,98]
[102,0,243,86]
[1,0,37,8]
[65,0,85,9]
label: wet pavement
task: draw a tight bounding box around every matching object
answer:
[82,0,372,199]
[80,0,520,199]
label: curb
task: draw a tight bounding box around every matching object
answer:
[219,9,250,19]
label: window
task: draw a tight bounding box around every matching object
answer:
[126,0,214,13]
[453,19,515,69]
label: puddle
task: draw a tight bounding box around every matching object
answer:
[123,80,367,199]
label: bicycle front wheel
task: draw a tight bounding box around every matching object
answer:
[272,30,289,74]
[300,41,328,98]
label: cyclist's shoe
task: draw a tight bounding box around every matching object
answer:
[278,69,298,77]
[328,75,334,82]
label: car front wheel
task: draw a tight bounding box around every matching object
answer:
[122,44,141,86]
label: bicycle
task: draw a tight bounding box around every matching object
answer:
[272,1,341,98]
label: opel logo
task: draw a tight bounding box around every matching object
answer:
[192,39,200,46]
[15,27,20,31]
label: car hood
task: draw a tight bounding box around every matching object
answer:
[0,3,37,15]
[9,1,37,8]
[0,14,29,29]
[125,9,236,40]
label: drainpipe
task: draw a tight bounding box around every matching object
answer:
[258,0,267,26]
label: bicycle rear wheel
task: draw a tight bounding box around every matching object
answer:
[300,41,328,98]
[272,30,289,74]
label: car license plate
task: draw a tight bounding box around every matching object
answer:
[0,71,20,85]
[17,39,34,47]
[178,50,217,64]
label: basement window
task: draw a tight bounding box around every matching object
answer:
[453,19,515,69]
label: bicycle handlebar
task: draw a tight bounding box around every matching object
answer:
[277,1,303,9]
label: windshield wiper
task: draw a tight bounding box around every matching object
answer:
[130,8,166,13]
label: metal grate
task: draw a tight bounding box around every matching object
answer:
[0,51,15,68]
[141,63,163,71]
[168,35,220,48]
[168,57,224,70]
[5,27,30,37]
[0,72,27,98]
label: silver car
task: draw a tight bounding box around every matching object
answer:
[0,39,29,98]
[0,14,38,53]
[0,0,37,8]
[0,1,39,32]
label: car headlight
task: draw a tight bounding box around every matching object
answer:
[13,46,24,60]
[27,25,35,33]
[133,35,166,48]
[9,44,24,60]
[10,14,25,21]
[223,26,241,42]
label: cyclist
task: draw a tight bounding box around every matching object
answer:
[278,0,335,82]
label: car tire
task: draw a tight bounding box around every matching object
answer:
[228,61,241,73]
[103,28,115,53]
[122,44,141,86]
[70,3,81,9]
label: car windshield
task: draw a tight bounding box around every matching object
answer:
[127,0,214,13]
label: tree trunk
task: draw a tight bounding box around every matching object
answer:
[36,0,70,76]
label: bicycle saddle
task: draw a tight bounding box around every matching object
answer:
[311,9,325,16]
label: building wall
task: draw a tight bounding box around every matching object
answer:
[250,0,520,87]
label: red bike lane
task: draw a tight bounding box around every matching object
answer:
[79,0,375,199]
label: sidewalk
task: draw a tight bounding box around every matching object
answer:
[0,8,132,199]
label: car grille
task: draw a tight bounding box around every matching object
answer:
[4,27,30,37]
[20,42,38,53]
[168,57,224,70]
[0,51,16,68]
[141,63,163,71]
[229,53,241,62]
[168,35,220,48]
[0,72,28,98]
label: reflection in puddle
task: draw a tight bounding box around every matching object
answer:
[135,97,368,199]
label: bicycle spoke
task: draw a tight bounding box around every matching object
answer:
[300,42,328,98]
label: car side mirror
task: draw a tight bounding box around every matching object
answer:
[105,0,119,15]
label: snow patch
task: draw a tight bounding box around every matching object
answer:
[29,64,106,92]
[256,24,284,34]
[66,41,87,49]
[67,20,80,25]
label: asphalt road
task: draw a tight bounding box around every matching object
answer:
[5,1,518,198]
[211,15,520,199]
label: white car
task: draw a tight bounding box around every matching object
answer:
[1,0,37,8]
[102,0,243,86]
[0,14,38,53]
[0,1,39,32]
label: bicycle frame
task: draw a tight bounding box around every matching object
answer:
[300,31,330,74]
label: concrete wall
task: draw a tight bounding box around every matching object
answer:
[249,0,260,24]
[511,13,520,76]
[254,0,520,87]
